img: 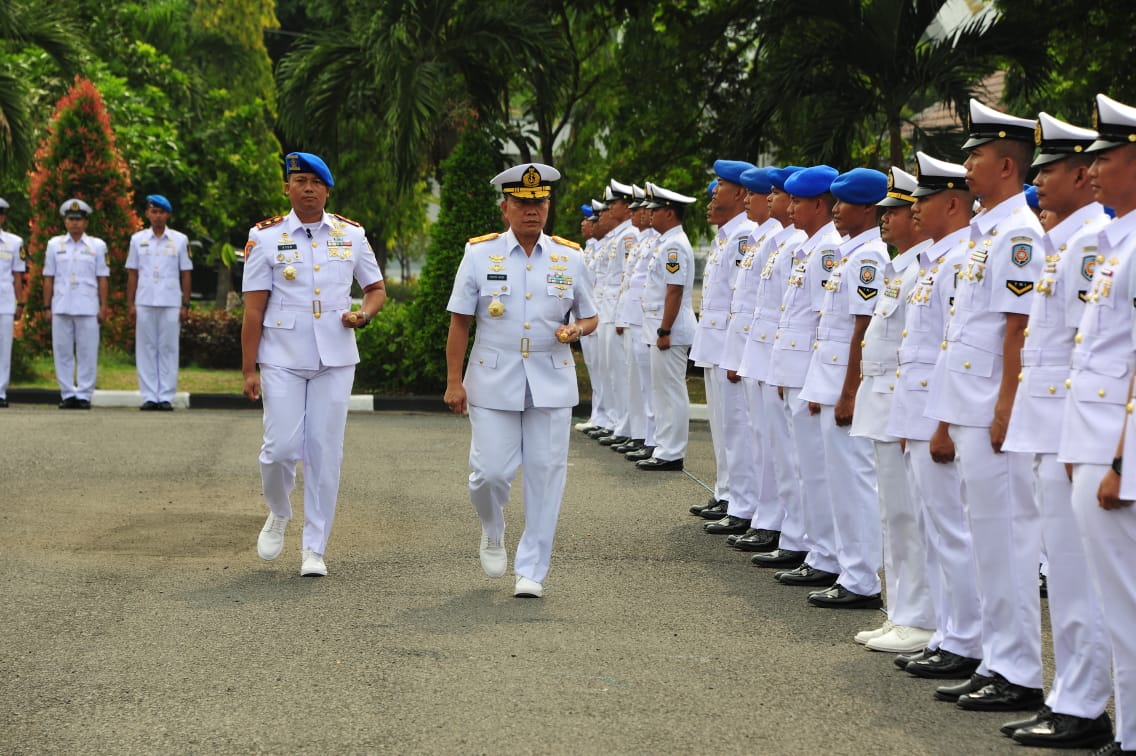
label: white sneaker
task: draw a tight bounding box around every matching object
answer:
[865,625,934,653]
[854,619,893,645]
[257,514,289,561]
[300,548,328,577]
[514,576,543,598]
[479,532,507,577]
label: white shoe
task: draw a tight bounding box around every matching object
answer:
[514,576,543,598]
[479,532,507,578]
[574,421,598,432]
[865,625,934,653]
[300,548,328,577]
[257,514,289,560]
[854,620,893,645]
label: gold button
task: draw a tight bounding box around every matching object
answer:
[526,264,533,271]
[1018,372,1023,382]
[813,342,819,350]
[275,320,281,326]
[563,359,570,366]
[313,265,320,271]
[314,288,321,295]
[760,333,767,340]
[896,369,901,377]
[889,384,894,391]
[790,341,796,347]
[968,241,976,248]
[743,325,750,332]
[832,355,838,362]
[963,361,971,369]
[920,379,928,387]
[1099,388,1107,398]
[1065,378,1072,389]
[1048,386,1056,394]
[1097,254,1105,263]
[1023,327,1029,337]
[1128,401,1134,414]
[941,341,948,350]
[314,313,321,319]
[525,293,533,300]
[949,307,955,315]
[1075,333,1083,344]
[524,322,531,330]
[478,359,484,365]
[901,329,908,338]
[860,340,867,348]
[780,305,785,311]
[710,320,716,326]
[311,242,318,249]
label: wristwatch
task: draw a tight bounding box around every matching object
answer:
[1113,456,1124,476]
[656,327,671,337]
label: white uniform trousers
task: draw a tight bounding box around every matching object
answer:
[602,324,630,436]
[877,440,934,629]
[580,332,606,426]
[467,404,570,584]
[1073,463,1136,748]
[762,382,802,548]
[952,424,1042,688]
[905,440,981,658]
[629,336,655,444]
[784,388,839,573]
[52,314,99,400]
[1042,456,1111,718]
[258,363,354,556]
[592,326,616,429]
[705,366,731,503]
[0,313,13,399]
[722,375,757,520]
[621,330,646,440]
[744,378,780,531]
[819,405,881,596]
[135,305,181,403]
[648,344,689,461]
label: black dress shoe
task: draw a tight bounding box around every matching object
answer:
[612,439,643,453]
[75,399,91,409]
[626,446,655,461]
[697,500,729,520]
[140,401,159,411]
[586,427,613,439]
[775,564,838,586]
[906,649,982,679]
[733,529,780,552]
[636,457,683,471]
[894,647,935,670]
[752,549,807,568]
[704,515,750,535]
[807,584,883,609]
[59,397,78,409]
[158,401,174,411]
[1014,711,1113,748]
[935,674,995,702]
[1001,706,1052,737]
[1039,570,1048,599]
[1089,741,1133,755]
[956,673,1044,711]
[0,398,8,407]
[689,497,721,516]
[599,434,630,446]
[726,528,757,546]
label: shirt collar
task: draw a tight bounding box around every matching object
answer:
[972,192,1030,234]
[1103,209,1136,248]
[1044,202,1107,252]
[894,238,935,272]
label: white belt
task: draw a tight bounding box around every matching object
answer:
[476,334,562,353]
[1020,346,1072,367]
[860,360,897,377]
[270,297,351,316]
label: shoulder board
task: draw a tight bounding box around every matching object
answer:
[256,215,285,230]
[468,232,501,245]
[551,235,582,250]
[332,213,361,227]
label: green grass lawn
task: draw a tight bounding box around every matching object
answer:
[15,349,706,401]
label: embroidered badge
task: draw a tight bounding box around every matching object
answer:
[1011,242,1033,267]
[1081,254,1098,281]
[1006,280,1033,296]
[859,265,877,284]
[1078,291,1088,302]
[821,251,836,272]
[665,250,680,274]
[857,286,879,301]
[244,240,255,260]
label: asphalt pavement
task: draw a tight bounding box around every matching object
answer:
[1,405,1069,755]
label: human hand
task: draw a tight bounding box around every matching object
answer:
[444,383,468,415]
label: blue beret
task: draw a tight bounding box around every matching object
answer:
[708,179,718,199]
[580,203,594,218]
[146,194,172,213]
[830,168,888,205]
[769,166,804,192]
[713,159,758,185]
[739,166,779,194]
[1024,184,1039,210]
[784,165,839,198]
[285,151,335,187]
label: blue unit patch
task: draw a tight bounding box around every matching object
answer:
[859,264,877,284]
[1011,243,1033,267]
[1082,254,1098,281]
[821,252,836,272]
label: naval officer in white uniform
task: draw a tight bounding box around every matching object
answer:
[42,198,109,409]
[242,152,386,577]
[444,163,598,599]
[0,197,26,407]
[126,194,193,411]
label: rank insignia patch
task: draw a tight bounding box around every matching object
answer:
[1011,243,1033,267]
[1006,280,1034,296]
[665,250,680,274]
[857,286,879,301]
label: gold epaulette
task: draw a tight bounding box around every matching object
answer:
[332,213,361,227]
[256,215,285,230]
[550,235,582,250]
[468,232,501,244]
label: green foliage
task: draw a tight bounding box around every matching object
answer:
[180,307,243,368]
[22,77,142,355]
[357,126,500,393]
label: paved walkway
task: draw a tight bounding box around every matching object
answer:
[2,407,1062,754]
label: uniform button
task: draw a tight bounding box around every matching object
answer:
[710,320,716,326]
[314,288,321,295]
[1017,372,1023,382]
[1099,388,1107,398]
[831,355,838,362]
[563,359,570,365]
[819,310,825,316]
[963,361,971,369]
[813,342,819,350]
[313,265,320,271]
[1023,327,1029,337]
[1048,386,1056,394]
[526,264,532,271]
[889,384,894,391]
[479,359,484,365]
[860,340,866,348]
[949,307,955,315]
[896,369,901,377]
[525,293,533,300]
[780,305,785,311]
[524,322,531,330]
[901,329,908,337]
[742,325,749,332]
[311,242,318,249]
[1074,332,1083,343]
[920,379,928,387]
[276,320,281,326]
[789,340,796,347]
[314,313,321,319]
[1065,378,1072,389]
[1128,401,1134,414]
[941,341,948,350]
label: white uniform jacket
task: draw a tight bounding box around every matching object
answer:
[640,225,697,346]
[0,230,26,315]
[43,233,110,316]
[447,230,597,411]
[737,225,807,382]
[721,218,783,372]
[691,212,756,366]
[126,226,193,307]
[243,210,383,370]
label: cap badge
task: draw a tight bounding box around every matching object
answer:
[1034,122,1043,147]
[522,166,541,189]
[287,154,301,172]
[70,201,81,211]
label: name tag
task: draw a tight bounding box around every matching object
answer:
[487,274,507,281]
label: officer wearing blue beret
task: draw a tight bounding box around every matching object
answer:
[444,163,598,599]
[243,151,386,577]
[0,197,26,407]
[126,194,192,411]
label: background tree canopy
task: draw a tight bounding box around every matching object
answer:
[0,0,1129,389]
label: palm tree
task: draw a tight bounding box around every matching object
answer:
[0,0,85,172]
[742,0,1046,167]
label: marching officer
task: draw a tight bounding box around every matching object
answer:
[126,194,193,411]
[444,163,598,598]
[242,152,386,577]
[0,198,26,407]
[42,199,109,409]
